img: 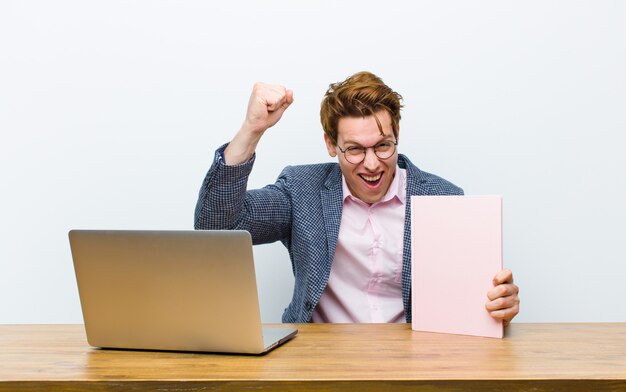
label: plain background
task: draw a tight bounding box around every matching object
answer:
[1,1,625,324]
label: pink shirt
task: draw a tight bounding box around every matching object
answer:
[312,167,407,323]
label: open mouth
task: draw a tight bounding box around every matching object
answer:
[360,173,382,187]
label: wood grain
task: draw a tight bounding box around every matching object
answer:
[1,323,625,391]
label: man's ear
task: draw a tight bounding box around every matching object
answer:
[324,133,337,157]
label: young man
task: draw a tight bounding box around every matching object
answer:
[195,72,520,325]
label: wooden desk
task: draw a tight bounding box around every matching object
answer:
[1,323,625,391]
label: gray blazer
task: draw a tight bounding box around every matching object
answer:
[194,145,463,323]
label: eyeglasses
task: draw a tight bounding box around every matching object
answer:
[336,140,398,165]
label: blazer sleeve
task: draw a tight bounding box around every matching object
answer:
[194,144,293,245]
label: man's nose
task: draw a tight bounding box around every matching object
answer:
[362,147,379,171]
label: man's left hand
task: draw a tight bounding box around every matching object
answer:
[485,268,520,327]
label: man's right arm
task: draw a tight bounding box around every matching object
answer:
[194,82,294,244]
[193,144,293,243]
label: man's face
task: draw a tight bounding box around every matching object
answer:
[324,110,399,204]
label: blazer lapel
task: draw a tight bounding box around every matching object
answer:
[292,164,343,317]
[319,166,343,289]
[399,154,428,322]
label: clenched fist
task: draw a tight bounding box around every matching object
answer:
[243,82,294,134]
[224,83,294,165]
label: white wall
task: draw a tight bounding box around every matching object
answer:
[1,0,625,323]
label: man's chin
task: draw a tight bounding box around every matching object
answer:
[347,179,387,204]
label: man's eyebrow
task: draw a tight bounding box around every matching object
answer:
[342,136,394,147]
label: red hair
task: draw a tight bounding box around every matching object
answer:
[320,71,403,145]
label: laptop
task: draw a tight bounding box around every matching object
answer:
[68,229,297,354]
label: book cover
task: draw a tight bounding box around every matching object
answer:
[411,195,503,338]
